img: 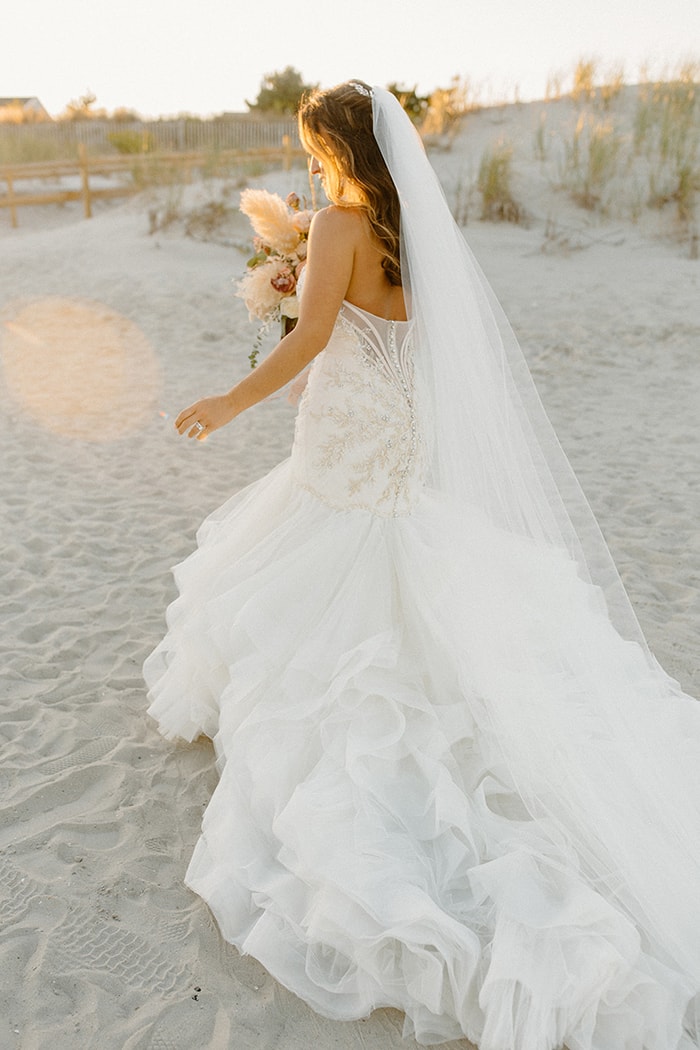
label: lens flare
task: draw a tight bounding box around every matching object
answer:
[1,297,161,441]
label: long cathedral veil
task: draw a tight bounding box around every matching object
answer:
[371,85,643,646]
[370,83,700,1011]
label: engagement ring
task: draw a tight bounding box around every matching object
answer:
[194,421,204,433]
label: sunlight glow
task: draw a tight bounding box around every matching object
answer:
[1,298,161,441]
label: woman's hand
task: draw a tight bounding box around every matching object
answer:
[175,393,238,440]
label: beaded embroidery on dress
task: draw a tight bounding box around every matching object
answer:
[291,302,422,517]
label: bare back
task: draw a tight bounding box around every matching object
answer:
[339,208,408,322]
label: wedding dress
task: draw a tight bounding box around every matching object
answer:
[144,87,700,1050]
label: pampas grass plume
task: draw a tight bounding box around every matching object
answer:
[239,189,299,253]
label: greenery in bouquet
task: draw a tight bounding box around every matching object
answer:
[235,189,315,367]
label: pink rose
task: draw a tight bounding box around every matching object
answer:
[270,267,296,294]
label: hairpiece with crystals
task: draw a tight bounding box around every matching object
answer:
[349,81,373,98]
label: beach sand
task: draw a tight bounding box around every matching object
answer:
[1,101,699,1049]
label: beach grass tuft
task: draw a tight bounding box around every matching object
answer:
[557,115,622,212]
[478,141,523,223]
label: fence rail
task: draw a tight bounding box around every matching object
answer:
[0,140,306,227]
[0,117,302,159]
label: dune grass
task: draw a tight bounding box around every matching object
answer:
[539,58,700,233]
[478,141,523,223]
[559,114,623,211]
[0,135,71,164]
[634,62,700,224]
[458,56,699,252]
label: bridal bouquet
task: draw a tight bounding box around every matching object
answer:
[235,188,315,366]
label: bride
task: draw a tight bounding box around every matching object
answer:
[144,81,700,1050]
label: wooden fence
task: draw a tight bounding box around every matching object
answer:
[0,116,301,158]
[0,139,305,228]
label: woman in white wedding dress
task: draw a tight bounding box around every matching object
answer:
[144,81,700,1050]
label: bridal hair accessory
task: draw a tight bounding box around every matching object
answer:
[350,81,373,98]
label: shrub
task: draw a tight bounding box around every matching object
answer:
[421,77,479,136]
[184,200,233,239]
[107,128,153,154]
[246,67,317,115]
[387,83,430,122]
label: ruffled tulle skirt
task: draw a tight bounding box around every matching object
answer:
[144,459,700,1050]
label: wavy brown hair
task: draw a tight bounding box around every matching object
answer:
[297,80,402,286]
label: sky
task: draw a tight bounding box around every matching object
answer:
[5,0,700,119]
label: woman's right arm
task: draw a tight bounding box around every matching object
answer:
[176,206,361,439]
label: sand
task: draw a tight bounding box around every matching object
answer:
[1,98,699,1049]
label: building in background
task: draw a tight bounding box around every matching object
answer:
[0,97,52,123]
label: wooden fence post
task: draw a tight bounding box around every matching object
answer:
[283,134,292,172]
[6,171,18,228]
[78,143,92,218]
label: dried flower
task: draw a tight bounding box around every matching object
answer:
[235,186,317,365]
[292,210,313,235]
[236,261,286,322]
[239,188,299,254]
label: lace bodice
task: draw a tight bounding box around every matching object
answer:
[291,301,424,516]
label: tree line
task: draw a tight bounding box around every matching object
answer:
[7,68,437,124]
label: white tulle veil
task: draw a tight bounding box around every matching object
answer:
[368,82,700,1008]
[370,84,641,647]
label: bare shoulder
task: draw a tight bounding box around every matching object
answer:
[296,206,362,331]
[310,205,366,243]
